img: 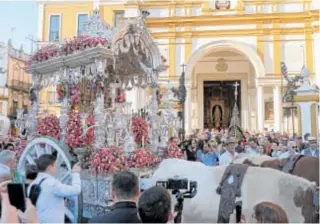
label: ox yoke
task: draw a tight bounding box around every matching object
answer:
[216,164,248,223]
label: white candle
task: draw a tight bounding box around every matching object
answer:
[142,136,144,148]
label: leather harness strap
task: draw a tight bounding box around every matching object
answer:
[281,155,304,174]
[216,164,248,223]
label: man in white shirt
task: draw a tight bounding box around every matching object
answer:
[219,137,238,166]
[0,150,16,181]
[28,154,81,223]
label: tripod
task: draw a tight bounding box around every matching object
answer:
[172,185,197,223]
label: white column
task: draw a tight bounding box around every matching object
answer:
[37,4,44,41]
[273,85,281,132]
[257,85,264,131]
[298,102,313,138]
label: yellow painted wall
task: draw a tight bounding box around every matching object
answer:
[7,54,32,114]
[43,2,93,41]
[43,2,125,41]
[42,1,319,78]
[100,5,125,27]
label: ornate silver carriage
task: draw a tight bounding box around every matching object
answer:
[17,10,173,222]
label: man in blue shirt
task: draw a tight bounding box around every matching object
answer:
[197,140,219,166]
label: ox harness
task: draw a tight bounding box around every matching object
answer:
[281,154,304,174]
[216,164,248,223]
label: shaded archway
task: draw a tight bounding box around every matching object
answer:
[184,40,266,133]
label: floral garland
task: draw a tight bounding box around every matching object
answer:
[36,115,61,140]
[65,111,84,149]
[89,147,128,174]
[132,116,149,145]
[127,148,160,169]
[166,141,184,159]
[26,35,109,66]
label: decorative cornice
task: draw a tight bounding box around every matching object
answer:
[146,10,319,28]
[294,94,319,102]
[150,26,320,39]
[125,0,202,8]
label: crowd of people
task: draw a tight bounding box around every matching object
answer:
[179,128,319,167]
[0,128,318,223]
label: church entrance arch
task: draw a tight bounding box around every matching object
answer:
[184,40,266,134]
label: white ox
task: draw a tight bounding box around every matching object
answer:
[151,159,316,223]
[233,153,275,165]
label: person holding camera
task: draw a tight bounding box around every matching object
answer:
[0,180,39,223]
[27,154,81,223]
[138,186,174,223]
[89,171,141,223]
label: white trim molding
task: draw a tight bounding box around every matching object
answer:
[37,3,44,41]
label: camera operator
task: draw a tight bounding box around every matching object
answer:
[89,171,141,223]
[138,186,174,223]
[27,154,81,223]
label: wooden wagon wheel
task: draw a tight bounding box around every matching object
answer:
[17,136,83,223]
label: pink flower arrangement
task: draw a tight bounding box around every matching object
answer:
[132,116,149,145]
[36,115,61,140]
[127,148,160,169]
[166,141,184,159]
[89,147,128,174]
[81,113,95,146]
[26,35,108,66]
[65,111,83,149]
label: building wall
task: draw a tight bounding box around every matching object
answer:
[39,0,319,130]
[6,44,32,118]
[40,1,319,77]
[0,43,9,115]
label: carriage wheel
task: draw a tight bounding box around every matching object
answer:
[17,136,82,223]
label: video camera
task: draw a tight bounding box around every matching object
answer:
[156,177,197,223]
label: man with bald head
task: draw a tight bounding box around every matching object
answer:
[0,150,16,181]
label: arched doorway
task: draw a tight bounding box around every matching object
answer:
[185,40,266,133]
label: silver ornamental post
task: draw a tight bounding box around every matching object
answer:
[59,68,69,144]
[150,71,159,152]
[94,94,105,148]
[29,73,40,136]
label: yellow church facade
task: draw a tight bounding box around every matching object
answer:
[37,0,320,136]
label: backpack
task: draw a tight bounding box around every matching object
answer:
[28,178,47,206]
